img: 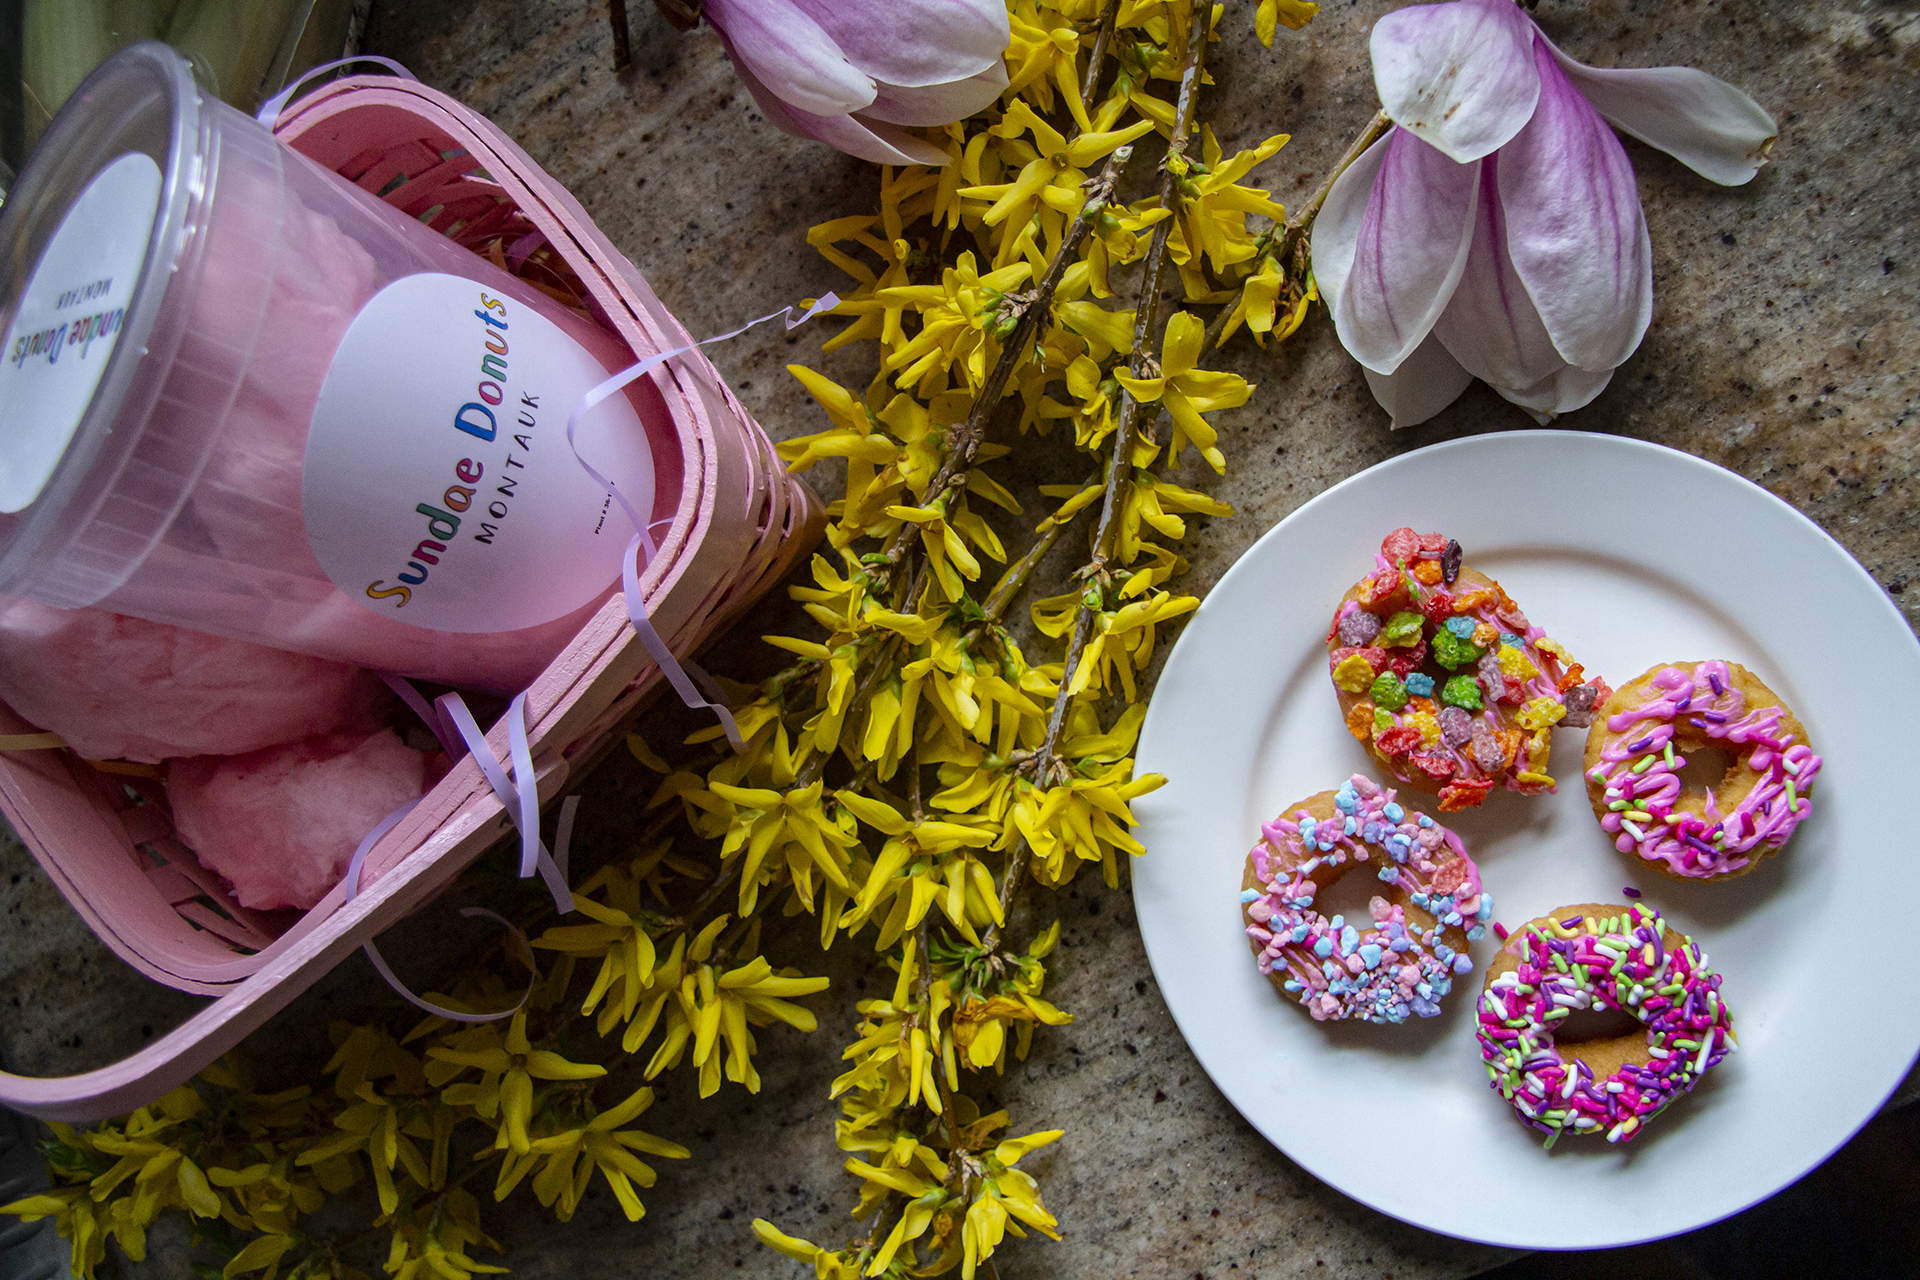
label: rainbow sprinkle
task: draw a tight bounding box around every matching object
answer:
[1475,904,1735,1147]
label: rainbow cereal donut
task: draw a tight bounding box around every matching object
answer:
[1584,660,1822,881]
[1240,775,1491,1024]
[1476,903,1734,1146]
[1327,529,1611,812]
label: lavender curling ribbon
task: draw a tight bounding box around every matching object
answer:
[438,692,572,911]
[344,687,578,1022]
[353,290,842,1014]
[381,672,467,765]
[263,51,840,1003]
[255,55,419,129]
[564,292,841,751]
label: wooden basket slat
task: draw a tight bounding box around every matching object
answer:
[173,902,275,950]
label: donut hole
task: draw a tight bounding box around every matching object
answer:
[1303,854,1462,957]
[1673,743,1737,804]
[1553,1004,1643,1044]
[1308,862,1389,927]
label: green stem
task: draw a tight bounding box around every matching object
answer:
[1032,0,1213,780]
[1278,109,1390,275]
[977,469,1103,626]
[1080,0,1122,105]
[791,557,928,790]
[977,836,1029,955]
[868,143,1133,596]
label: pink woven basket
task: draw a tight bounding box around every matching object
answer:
[0,73,822,1120]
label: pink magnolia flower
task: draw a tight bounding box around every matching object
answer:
[1312,0,1777,427]
[699,0,1010,165]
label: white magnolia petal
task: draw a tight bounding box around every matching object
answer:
[727,42,947,165]
[863,63,1008,127]
[794,0,1009,88]
[1370,0,1541,163]
[1497,43,1652,372]
[705,0,876,116]
[1490,363,1615,423]
[1431,159,1565,391]
[1306,131,1391,316]
[841,113,957,166]
[1544,40,1777,186]
[1361,331,1476,430]
[1333,129,1480,374]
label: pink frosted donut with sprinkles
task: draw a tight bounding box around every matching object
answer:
[1583,660,1821,881]
[1240,775,1492,1025]
[1477,903,1735,1146]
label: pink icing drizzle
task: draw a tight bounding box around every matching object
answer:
[1587,660,1822,878]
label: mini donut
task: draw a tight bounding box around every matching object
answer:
[1326,528,1611,812]
[1584,660,1821,881]
[1240,775,1492,1024]
[1476,903,1734,1146]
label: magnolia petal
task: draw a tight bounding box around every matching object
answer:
[728,42,949,165]
[795,0,1009,88]
[864,64,1009,127]
[837,115,955,166]
[1334,128,1480,374]
[1491,362,1615,422]
[706,0,876,116]
[1306,130,1391,314]
[1498,43,1652,372]
[1370,0,1540,163]
[1543,40,1777,186]
[1361,331,1474,430]
[1431,158,1564,391]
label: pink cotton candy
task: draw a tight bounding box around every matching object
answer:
[169,729,429,910]
[103,163,623,690]
[0,599,384,762]
[189,185,382,569]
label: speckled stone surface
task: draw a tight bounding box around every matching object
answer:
[2,1,1917,1277]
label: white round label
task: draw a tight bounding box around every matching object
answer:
[302,272,656,633]
[0,152,162,513]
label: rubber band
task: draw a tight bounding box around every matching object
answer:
[256,55,418,129]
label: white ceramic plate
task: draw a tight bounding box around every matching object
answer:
[1132,430,1920,1250]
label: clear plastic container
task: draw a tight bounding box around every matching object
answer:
[0,44,680,691]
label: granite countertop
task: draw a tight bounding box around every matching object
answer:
[2,1,1916,1277]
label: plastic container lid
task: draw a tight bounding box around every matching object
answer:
[0,43,280,607]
